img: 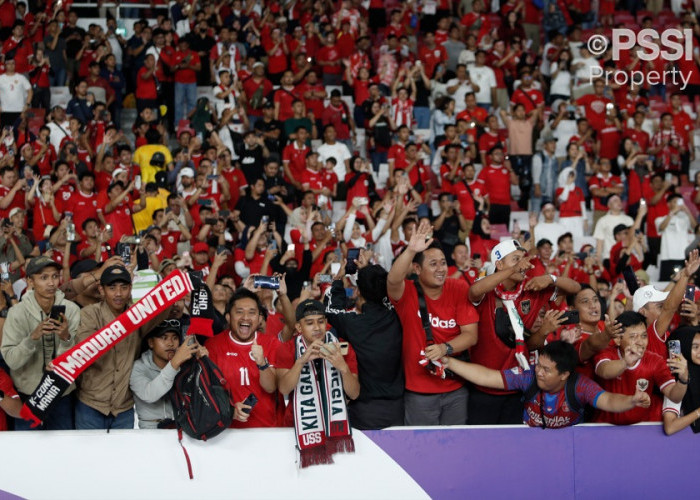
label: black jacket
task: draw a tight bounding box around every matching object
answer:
[324,280,404,402]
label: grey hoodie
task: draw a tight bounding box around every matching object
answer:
[0,290,80,395]
[130,350,179,429]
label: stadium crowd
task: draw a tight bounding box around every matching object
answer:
[1,0,700,435]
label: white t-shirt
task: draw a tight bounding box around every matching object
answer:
[656,211,693,261]
[468,65,496,105]
[549,62,572,97]
[47,120,71,152]
[593,212,634,260]
[445,78,473,113]
[572,56,602,82]
[317,142,351,180]
[0,73,31,112]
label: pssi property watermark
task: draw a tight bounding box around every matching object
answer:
[586,28,694,90]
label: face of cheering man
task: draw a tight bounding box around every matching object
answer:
[228,296,261,342]
[413,247,448,289]
[496,248,530,283]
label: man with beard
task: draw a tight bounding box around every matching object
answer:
[387,220,479,425]
[205,289,282,428]
[75,265,170,429]
[467,239,581,425]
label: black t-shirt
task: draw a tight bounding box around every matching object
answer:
[235,195,273,227]
[254,118,283,154]
[237,145,264,184]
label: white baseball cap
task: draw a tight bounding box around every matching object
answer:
[179,167,195,178]
[491,239,525,263]
[632,285,669,312]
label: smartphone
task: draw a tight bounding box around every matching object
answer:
[261,215,269,225]
[668,340,681,358]
[267,194,277,202]
[0,262,9,281]
[302,281,311,290]
[639,199,646,206]
[686,285,696,301]
[622,266,639,295]
[473,253,481,260]
[207,174,219,180]
[287,243,295,253]
[346,248,361,274]
[123,236,141,244]
[356,197,369,206]
[339,341,349,356]
[49,305,66,322]
[197,199,213,206]
[219,210,230,218]
[561,310,580,325]
[119,243,132,265]
[187,336,196,346]
[105,224,112,232]
[134,175,142,191]
[242,393,258,414]
[318,274,333,284]
[330,262,341,275]
[204,217,218,225]
[254,275,280,289]
[216,245,231,255]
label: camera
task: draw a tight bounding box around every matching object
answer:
[253,275,280,290]
[123,236,141,244]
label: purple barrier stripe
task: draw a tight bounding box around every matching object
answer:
[365,427,574,499]
[365,424,700,499]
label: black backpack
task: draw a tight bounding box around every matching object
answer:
[171,356,234,441]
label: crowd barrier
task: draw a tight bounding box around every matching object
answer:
[0,423,697,499]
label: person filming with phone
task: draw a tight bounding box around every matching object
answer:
[0,256,80,430]
[323,250,404,429]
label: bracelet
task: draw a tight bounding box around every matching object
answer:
[257,358,270,371]
[549,274,557,285]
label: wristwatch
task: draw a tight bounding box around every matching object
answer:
[257,358,270,371]
[549,274,558,285]
[444,342,454,356]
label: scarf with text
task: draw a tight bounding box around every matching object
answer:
[293,331,354,468]
[188,280,215,337]
[495,281,529,371]
[20,270,194,426]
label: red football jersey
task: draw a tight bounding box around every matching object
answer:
[205,331,282,428]
[390,279,478,394]
[477,164,511,205]
[470,285,556,395]
[593,346,674,425]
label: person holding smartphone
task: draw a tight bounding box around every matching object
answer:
[0,256,80,430]
[130,320,208,430]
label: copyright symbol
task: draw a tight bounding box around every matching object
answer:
[587,35,608,57]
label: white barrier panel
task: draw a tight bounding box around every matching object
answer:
[0,428,428,500]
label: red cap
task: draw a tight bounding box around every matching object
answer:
[192,242,210,254]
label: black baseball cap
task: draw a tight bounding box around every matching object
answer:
[26,256,61,277]
[100,265,131,286]
[70,259,100,280]
[295,299,325,321]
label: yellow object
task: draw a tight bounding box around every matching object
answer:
[133,144,173,184]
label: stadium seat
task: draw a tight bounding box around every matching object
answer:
[49,86,71,109]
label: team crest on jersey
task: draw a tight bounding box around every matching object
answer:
[520,300,531,315]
